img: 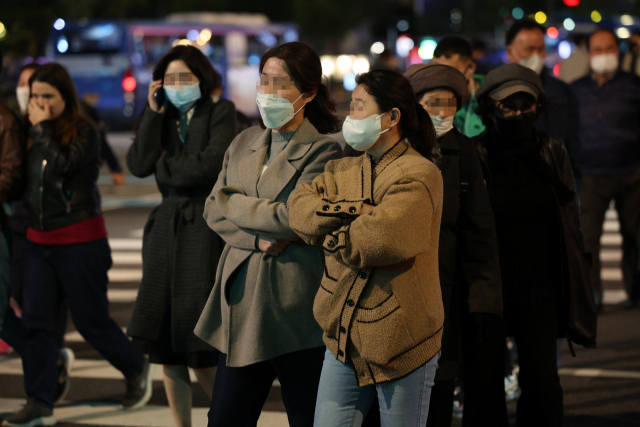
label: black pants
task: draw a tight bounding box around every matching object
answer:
[579,166,640,304]
[208,346,325,427]
[504,301,563,427]
[21,239,144,409]
[462,314,508,427]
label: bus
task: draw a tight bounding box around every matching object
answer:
[46,13,299,130]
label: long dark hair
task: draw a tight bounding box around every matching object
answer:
[259,42,341,134]
[356,70,436,160]
[152,45,221,107]
[29,63,89,145]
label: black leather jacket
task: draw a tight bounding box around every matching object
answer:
[475,131,597,349]
[24,119,102,231]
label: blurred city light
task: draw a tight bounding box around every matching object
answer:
[553,64,561,76]
[547,27,559,39]
[352,58,370,74]
[257,31,277,47]
[186,29,199,41]
[122,76,137,92]
[283,29,299,43]
[321,56,336,77]
[173,39,192,47]
[450,9,462,25]
[53,18,65,31]
[199,29,212,42]
[336,55,353,75]
[591,11,602,23]
[621,15,634,26]
[57,37,69,53]
[418,39,437,60]
[559,40,572,59]
[512,8,524,20]
[498,7,509,18]
[396,35,414,58]
[563,0,580,5]
[397,20,410,32]
[563,18,576,31]
[248,54,260,66]
[535,12,547,24]
[617,27,631,39]
[343,72,357,91]
[0,22,5,39]
[370,42,385,55]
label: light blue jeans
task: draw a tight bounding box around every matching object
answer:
[314,347,440,427]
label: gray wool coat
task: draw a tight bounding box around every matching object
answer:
[194,118,342,367]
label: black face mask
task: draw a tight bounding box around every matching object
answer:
[492,112,537,141]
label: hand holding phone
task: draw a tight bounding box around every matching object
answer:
[148,80,164,112]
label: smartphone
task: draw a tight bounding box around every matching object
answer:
[153,84,165,107]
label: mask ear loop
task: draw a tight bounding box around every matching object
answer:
[379,110,395,135]
[292,92,307,117]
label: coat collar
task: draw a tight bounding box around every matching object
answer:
[437,128,463,151]
[361,140,409,204]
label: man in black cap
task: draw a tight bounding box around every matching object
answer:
[506,19,580,175]
[404,63,503,427]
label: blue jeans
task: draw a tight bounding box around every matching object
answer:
[314,348,440,427]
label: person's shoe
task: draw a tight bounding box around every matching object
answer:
[122,358,155,410]
[53,348,74,404]
[2,399,56,427]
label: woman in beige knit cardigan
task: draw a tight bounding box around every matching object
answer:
[289,69,444,427]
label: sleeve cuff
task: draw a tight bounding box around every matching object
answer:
[322,228,348,253]
[316,198,364,219]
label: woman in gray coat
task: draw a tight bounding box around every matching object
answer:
[194,42,342,427]
[126,46,237,427]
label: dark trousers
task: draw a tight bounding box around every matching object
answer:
[579,166,640,304]
[21,239,144,409]
[425,379,455,427]
[0,226,22,353]
[462,314,508,427]
[208,346,325,427]
[507,301,563,427]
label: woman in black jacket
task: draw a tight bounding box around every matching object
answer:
[4,64,152,427]
[472,63,596,427]
[126,45,237,427]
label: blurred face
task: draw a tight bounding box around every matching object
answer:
[163,60,199,87]
[588,31,619,57]
[31,81,66,119]
[258,58,303,104]
[432,54,475,80]
[18,68,36,88]
[419,89,457,118]
[507,29,546,62]
[349,84,398,133]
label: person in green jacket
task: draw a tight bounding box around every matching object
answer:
[432,37,486,138]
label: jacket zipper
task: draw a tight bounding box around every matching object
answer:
[57,178,71,214]
[40,159,47,229]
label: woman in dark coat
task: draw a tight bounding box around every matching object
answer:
[126,45,237,427]
[472,63,596,427]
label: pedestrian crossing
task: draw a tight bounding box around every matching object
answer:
[0,207,631,427]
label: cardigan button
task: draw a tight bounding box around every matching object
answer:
[334,205,341,211]
[327,240,335,248]
[346,299,354,307]
[322,205,330,211]
[337,350,344,357]
[358,272,368,279]
[349,206,357,214]
[340,326,346,333]
[362,372,366,377]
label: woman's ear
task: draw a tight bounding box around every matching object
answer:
[303,87,318,104]
[390,108,401,127]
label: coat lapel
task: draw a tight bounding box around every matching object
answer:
[256,118,318,201]
[182,98,213,154]
[239,129,270,197]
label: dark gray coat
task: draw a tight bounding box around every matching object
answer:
[126,98,237,351]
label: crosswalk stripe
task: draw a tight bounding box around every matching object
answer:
[601,233,623,245]
[603,220,619,232]
[602,289,628,304]
[600,249,622,262]
[111,252,142,265]
[108,269,143,283]
[106,289,138,302]
[108,238,142,251]
[601,268,623,281]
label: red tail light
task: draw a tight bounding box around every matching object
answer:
[122,69,136,92]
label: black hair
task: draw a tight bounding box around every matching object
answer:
[587,28,619,51]
[476,92,549,128]
[152,45,221,106]
[434,37,473,61]
[355,69,436,161]
[260,42,341,134]
[506,19,546,46]
[472,39,487,52]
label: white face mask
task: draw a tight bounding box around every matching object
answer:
[429,114,454,138]
[590,53,619,74]
[16,87,30,114]
[256,92,305,129]
[342,112,390,152]
[518,53,545,75]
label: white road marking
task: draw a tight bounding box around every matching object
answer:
[108,238,142,251]
[106,288,139,302]
[601,268,623,281]
[603,220,619,232]
[601,234,623,245]
[600,249,622,262]
[559,368,640,380]
[111,252,142,265]
[602,289,629,304]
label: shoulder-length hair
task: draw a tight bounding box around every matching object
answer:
[29,63,90,145]
[259,42,342,134]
